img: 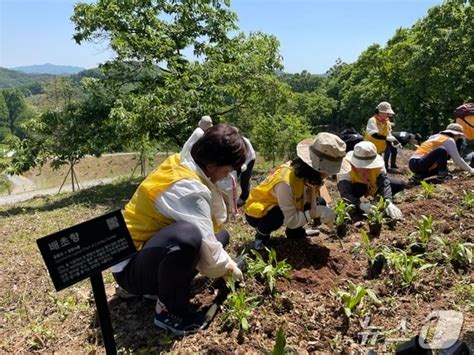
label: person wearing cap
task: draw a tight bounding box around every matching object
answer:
[337,141,404,220]
[181,115,213,160]
[364,101,399,154]
[243,133,346,249]
[111,124,246,335]
[408,123,474,183]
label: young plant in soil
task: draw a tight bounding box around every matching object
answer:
[364,196,388,237]
[334,199,353,238]
[462,191,474,209]
[246,248,292,295]
[385,250,435,290]
[418,180,436,199]
[435,237,473,270]
[409,214,434,253]
[222,278,258,334]
[262,327,296,355]
[335,281,380,318]
[361,230,385,278]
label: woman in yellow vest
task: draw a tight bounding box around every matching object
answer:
[244,132,346,250]
[454,103,474,168]
[364,101,399,154]
[111,124,246,335]
[337,141,404,220]
[409,123,473,183]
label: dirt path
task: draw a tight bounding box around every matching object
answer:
[0,177,115,205]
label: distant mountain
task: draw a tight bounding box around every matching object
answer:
[11,63,86,75]
[0,67,54,91]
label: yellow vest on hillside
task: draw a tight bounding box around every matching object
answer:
[348,168,381,197]
[364,116,391,153]
[244,162,319,218]
[124,154,221,250]
[456,115,474,140]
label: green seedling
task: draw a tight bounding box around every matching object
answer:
[334,199,353,227]
[385,250,435,289]
[450,205,465,219]
[419,180,436,198]
[246,248,292,295]
[361,230,381,266]
[462,191,474,209]
[435,237,473,269]
[409,214,434,249]
[262,327,296,355]
[223,278,258,333]
[335,281,380,318]
[365,196,388,225]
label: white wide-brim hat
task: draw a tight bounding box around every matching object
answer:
[345,141,385,169]
[296,132,346,175]
[440,123,464,137]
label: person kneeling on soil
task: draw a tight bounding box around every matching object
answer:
[408,123,474,183]
[111,124,246,335]
[337,141,404,220]
[243,133,346,250]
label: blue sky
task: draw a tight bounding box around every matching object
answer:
[1,0,442,74]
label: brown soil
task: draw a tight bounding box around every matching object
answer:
[0,150,472,353]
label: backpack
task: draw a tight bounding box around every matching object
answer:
[453,103,474,119]
[339,127,363,152]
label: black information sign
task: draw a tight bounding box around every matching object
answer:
[37,209,136,291]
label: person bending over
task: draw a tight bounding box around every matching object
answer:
[243,133,346,250]
[111,124,246,335]
[337,141,404,220]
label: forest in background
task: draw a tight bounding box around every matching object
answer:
[0,0,472,179]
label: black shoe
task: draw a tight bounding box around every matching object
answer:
[237,198,246,208]
[154,310,205,336]
[435,172,453,182]
[253,232,270,250]
[408,174,423,185]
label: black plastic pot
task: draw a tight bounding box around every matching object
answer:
[410,243,426,254]
[367,254,385,279]
[336,223,347,238]
[368,222,382,237]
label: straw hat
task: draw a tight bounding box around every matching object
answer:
[345,141,385,169]
[296,132,346,175]
[440,123,464,137]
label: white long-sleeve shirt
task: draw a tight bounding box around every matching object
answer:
[411,134,472,173]
[111,154,232,278]
[273,182,313,229]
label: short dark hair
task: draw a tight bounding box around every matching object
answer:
[291,158,323,186]
[191,123,247,170]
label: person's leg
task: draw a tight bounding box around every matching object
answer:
[215,229,230,248]
[390,146,398,168]
[246,206,284,248]
[409,147,448,179]
[384,148,390,169]
[114,221,202,315]
[237,159,255,207]
[389,176,405,195]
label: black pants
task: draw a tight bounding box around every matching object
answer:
[409,147,448,178]
[113,221,229,314]
[245,198,326,240]
[238,159,255,202]
[384,145,398,168]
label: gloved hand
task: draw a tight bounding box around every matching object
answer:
[224,259,243,281]
[241,163,247,172]
[385,202,403,220]
[359,201,372,214]
[391,141,401,148]
[386,135,398,143]
[310,205,335,226]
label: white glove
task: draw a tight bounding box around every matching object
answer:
[224,260,243,281]
[311,205,335,226]
[391,141,401,148]
[385,202,403,220]
[241,163,247,172]
[386,135,398,143]
[359,201,372,214]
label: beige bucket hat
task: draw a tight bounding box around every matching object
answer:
[296,132,346,175]
[377,101,395,115]
[198,115,213,130]
[441,123,464,137]
[346,141,385,169]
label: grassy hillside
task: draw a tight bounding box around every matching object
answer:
[0,67,54,90]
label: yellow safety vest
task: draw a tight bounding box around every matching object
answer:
[243,162,319,218]
[124,154,221,250]
[364,116,391,153]
[456,115,474,140]
[414,134,450,157]
[348,168,381,197]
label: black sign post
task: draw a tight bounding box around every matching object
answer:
[37,210,136,354]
